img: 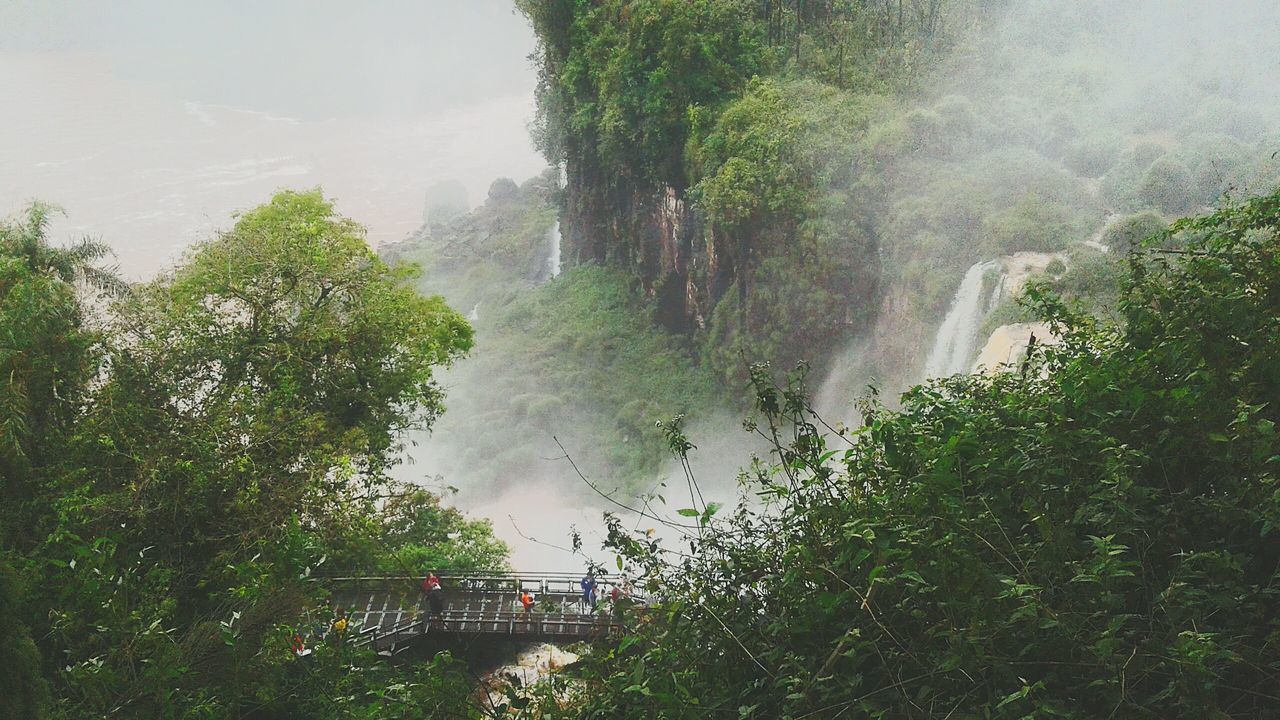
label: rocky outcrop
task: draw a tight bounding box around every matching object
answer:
[972,321,1061,373]
[560,159,724,334]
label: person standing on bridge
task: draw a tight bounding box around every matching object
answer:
[520,590,535,618]
[422,571,441,594]
[330,609,349,645]
[580,572,598,611]
[422,571,445,620]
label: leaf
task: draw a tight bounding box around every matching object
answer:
[900,570,927,585]
[996,685,1032,709]
[677,508,700,517]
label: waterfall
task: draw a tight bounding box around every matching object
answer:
[546,221,561,279]
[1081,213,1119,253]
[924,260,1005,377]
[467,302,481,322]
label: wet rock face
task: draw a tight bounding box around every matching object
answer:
[973,321,1061,373]
[561,166,720,334]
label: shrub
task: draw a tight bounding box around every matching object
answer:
[982,195,1084,253]
[571,192,1280,719]
[1101,141,1167,210]
[1136,156,1196,215]
[1102,211,1166,253]
[1064,131,1124,177]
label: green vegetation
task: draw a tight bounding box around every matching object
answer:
[450,265,720,481]
[0,193,503,718]
[561,191,1280,719]
[691,77,884,385]
[518,0,954,386]
[385,171,722,486]
[522,1,1280,393]
[6,4,1280,718]
[385,172,560,306]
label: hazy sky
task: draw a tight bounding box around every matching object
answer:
[0,0,537,116]
[0,1,546,277]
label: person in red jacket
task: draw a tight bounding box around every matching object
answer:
[422,572,444,618]
[422,572,441,594]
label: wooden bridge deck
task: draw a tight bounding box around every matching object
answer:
[325,573,625,654]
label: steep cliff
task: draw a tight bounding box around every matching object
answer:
[518,0,945,386]
[560,166,711,332]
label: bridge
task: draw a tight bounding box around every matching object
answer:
[323,572,629,655]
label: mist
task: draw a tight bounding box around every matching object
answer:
[392,1,1280,571]
[0,0,544,278]
[817,0,1280,418]
[8,0,1280,574]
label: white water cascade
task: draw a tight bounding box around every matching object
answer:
[546,221,561,279]
[924,260,1006,377]
[1081,213,1119,254]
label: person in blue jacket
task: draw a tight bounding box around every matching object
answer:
[580,572,598,610]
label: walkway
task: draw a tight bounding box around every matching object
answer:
[325,572,625,655]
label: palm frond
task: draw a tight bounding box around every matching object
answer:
[62,236,113,265]
[79,264,131,298]
[17,201,64,255]
[1,202,128,295]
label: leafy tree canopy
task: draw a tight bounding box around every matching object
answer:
[567,191,1280,719]
[0,190,498,719]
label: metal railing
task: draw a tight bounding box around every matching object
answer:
[331,572,635,652]
[326,572,629,598]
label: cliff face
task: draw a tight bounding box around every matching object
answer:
[561,159,730,335]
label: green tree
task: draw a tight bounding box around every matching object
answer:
[568,191,1280,718]
[37,190,478,718]
[0,202,123,292]
[376,486,510,573]
[0,560,49,719]
[691,78,883,387]
[0,204,115,541]
[521,0,768,191]
[0,202,124,719]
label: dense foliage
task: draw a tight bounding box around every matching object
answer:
[461,264,720,480]
[521,1,1280,401]
[520,0,948,187]
[0,194,505,718]
[517,0,957,387]
[692,77,884,385]
[566,194,1280,718]
[384,172,723,490]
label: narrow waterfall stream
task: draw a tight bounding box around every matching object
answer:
[1081,213,1118,254]
[924,260,1005,377]
[546,221,561,279]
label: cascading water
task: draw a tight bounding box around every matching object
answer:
[1081,213,1118,254]
[924,260,1006,377]
[546,221,561,279]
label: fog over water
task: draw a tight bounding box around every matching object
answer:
[0,1,544,278]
